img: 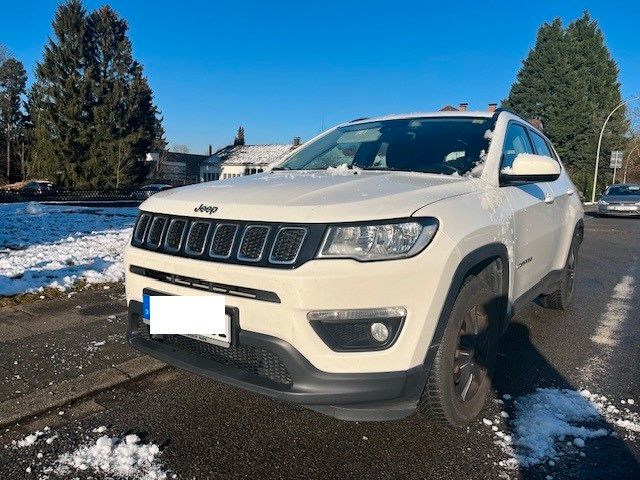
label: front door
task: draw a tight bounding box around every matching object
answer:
[501,122,558,299]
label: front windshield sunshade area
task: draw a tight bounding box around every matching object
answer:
[279,117,494,176]
[605,185,640,196]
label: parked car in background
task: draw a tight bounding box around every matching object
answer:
[131,184,173,200]
[19,180,55,196]
[597,184,640,217]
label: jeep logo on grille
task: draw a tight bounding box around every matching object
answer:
[194,204,218,215]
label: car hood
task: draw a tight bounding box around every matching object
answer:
[141,170,476,222]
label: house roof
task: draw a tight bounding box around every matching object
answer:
[205,144,294,167]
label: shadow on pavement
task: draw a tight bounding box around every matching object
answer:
[487,320,640,479]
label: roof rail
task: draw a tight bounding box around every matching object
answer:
[492,107,540,127]
[349,117,370,123]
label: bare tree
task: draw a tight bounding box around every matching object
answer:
[170,144,190,154]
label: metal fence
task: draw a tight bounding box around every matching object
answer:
[0,188,145,207]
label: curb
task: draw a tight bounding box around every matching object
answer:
[0,355,166,428]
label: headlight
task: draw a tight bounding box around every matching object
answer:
[598,199,608,205]
[318,218,438,261]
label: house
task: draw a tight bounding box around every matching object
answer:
[145,151,209,185]
[200,137,301,182]
[439,102,498,112]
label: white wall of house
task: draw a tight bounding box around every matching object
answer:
[200,164,265,182]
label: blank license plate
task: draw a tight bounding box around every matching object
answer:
[143,293,232,347]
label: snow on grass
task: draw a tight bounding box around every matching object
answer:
[54,433,167,480]
[0,202,137,296]
[485,388,640,473]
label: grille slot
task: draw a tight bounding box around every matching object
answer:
[136,322,292,386]
[209,224,238,258]
[185,221,211,255]
[133,213,151,245]
[164,219,187,252]
[270,228,307,264]
[238,226,270,261]
[146,216,167,248]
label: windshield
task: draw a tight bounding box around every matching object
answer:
[605,185,640,196]
[279,117,494,175]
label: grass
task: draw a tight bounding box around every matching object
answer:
[0,281,124,308]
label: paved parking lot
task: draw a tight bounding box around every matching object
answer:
[0,214,638,479]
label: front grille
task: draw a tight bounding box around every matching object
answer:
[133,213,151,245]
[185,221,211,255]
[146,217,167,248]
[136,322,292,386]
[131,212,324,268]
[238,226,270,261]
[210,224,237,258]
[270,228,307,264]
[165,219,187,252]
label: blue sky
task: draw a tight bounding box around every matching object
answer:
[3,1,639,153]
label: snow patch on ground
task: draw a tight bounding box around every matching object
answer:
[54,433,166,480]
[485,388,640,473]
[0,203,137,296]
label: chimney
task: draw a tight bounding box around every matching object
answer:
[459,102,468,112]
[292,136,301,148]
[208,145,212,156]
[487,103,497,113]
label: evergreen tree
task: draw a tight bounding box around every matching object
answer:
[504,12,628,195]
[29,0,94,187]
[0,56,27,182]
[86,6,164,188]
[566,12,628,193]
[234,126,245,146]
[28,0,164,188]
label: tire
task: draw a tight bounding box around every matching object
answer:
[419,274,500,426]
[539,239,579,311]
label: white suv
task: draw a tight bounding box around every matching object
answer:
[125,110,584,424]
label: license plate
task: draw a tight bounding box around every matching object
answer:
[610,205,636,211]
[143,292,232,347]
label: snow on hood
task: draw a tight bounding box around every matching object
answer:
[141,170,476,222]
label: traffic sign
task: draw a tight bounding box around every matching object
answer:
[610,150,623,169]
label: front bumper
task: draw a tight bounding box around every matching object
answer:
[127,300,425,421]
[597,205,640,216]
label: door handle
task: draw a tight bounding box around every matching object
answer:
[566,189,575,195]
[544,194,555,204]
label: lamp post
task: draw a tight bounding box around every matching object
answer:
[591,96,639,203]
[623,143,639,184]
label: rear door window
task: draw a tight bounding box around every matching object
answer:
[529,130,553,158]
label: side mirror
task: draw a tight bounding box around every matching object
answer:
[500,153,561,184]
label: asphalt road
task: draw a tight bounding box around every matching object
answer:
[1,213,639,479]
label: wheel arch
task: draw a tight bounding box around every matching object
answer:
[421,243,510,373]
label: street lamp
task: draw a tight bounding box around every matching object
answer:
[591,96,639,203]
[623,143,639,184]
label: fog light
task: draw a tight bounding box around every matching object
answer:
[307,307,406,351]
[370,322,389,342]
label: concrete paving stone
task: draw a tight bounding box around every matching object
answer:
[0,319,133,391]
[0,321,34,343]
